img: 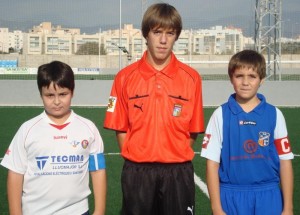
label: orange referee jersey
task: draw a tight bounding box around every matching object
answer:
[104,52,204,163]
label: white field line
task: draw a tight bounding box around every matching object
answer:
[194,173,210,198]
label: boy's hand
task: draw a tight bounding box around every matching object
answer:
[281,209,293,215]
[212,210,226,215]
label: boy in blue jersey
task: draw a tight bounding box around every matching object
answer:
[201,50,294,215]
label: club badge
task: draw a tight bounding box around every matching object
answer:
[70,140,80,148]
[81,140,89,149]
[107,96,117,112]
[173,104,182,117]
[258,131,270,147]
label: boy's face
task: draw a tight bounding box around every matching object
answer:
[146,27,177,69]
[230,67,264,104]
[41,82,73,124]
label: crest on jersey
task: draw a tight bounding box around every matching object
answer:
[243,140,258,153]
[173,104,182,117]
[202,134,211,149]
[107,96,117,112]
[70,140,80,148]
[36,156,49,170]
[81,140,89,149]
[258,131,270,147]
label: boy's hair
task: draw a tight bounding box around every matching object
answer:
[37,61,75,95]
[141,3,182,40]
[228,50,266,79]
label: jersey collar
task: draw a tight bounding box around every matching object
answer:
[138,51,179,80]
[229,93,266,115]
[42,110,75,125]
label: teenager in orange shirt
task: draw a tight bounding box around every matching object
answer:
[104,3,204,215]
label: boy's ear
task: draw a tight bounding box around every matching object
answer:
[260,78,265,86]
[229,77,233,85]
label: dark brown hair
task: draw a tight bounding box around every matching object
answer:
[228,50,266,79]
[141,3,182,40]
[37,61,75,95]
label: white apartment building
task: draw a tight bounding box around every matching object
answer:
[173,29,190,55]
[0,28,10,53]
[193,26,243,55]
[4,22,246,56]
[102,24,144,58]
[25,33,42,54]
[9,30,23,52]
[30,22,80,35]
[25,22,79,55]
[0,28,24,54]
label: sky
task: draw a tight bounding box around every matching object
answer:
[0,0,299,37]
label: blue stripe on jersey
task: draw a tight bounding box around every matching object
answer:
[89,153,106,171]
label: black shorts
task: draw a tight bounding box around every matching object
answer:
[121,160,195,215]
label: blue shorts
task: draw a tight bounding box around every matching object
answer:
[220,183,282,215]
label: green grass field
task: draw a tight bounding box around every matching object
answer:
[0,107,299,214]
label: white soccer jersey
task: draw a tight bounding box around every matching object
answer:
[1,110,105,215]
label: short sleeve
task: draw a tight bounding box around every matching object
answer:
[200,107,223,163]
[1,124,28,174]
[274,108,294,160]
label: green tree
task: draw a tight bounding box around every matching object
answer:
[76,42,107,55]
[9,47,15,53]
[76,42,99,55]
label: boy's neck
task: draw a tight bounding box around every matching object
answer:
[236,96,261,113]
[45,109,72,125]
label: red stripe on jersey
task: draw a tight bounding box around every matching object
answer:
[50,122,70,130]
[274,137,291,155]
[5,149,11,155]
[202,134,211,149]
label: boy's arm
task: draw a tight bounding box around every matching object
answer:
[206,160,226,215]
[7,170,23,215]
[90,169,107,215]
[280,159,294,215]
[116,131,126,151]
[189,133,198,147]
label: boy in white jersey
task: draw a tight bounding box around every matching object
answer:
[1,61,106,215]
[201,50,294,215]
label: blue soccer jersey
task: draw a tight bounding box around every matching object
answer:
[201,93,294,185]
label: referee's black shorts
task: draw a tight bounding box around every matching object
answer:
[121,160,195,215]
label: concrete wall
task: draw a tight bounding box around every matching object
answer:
[1,54,300,72]
[1,80,299,107]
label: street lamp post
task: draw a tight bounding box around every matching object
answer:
[119,0,122,71]
[291,22,299,54]
[99,28,101,73]
[0,42,2,54]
